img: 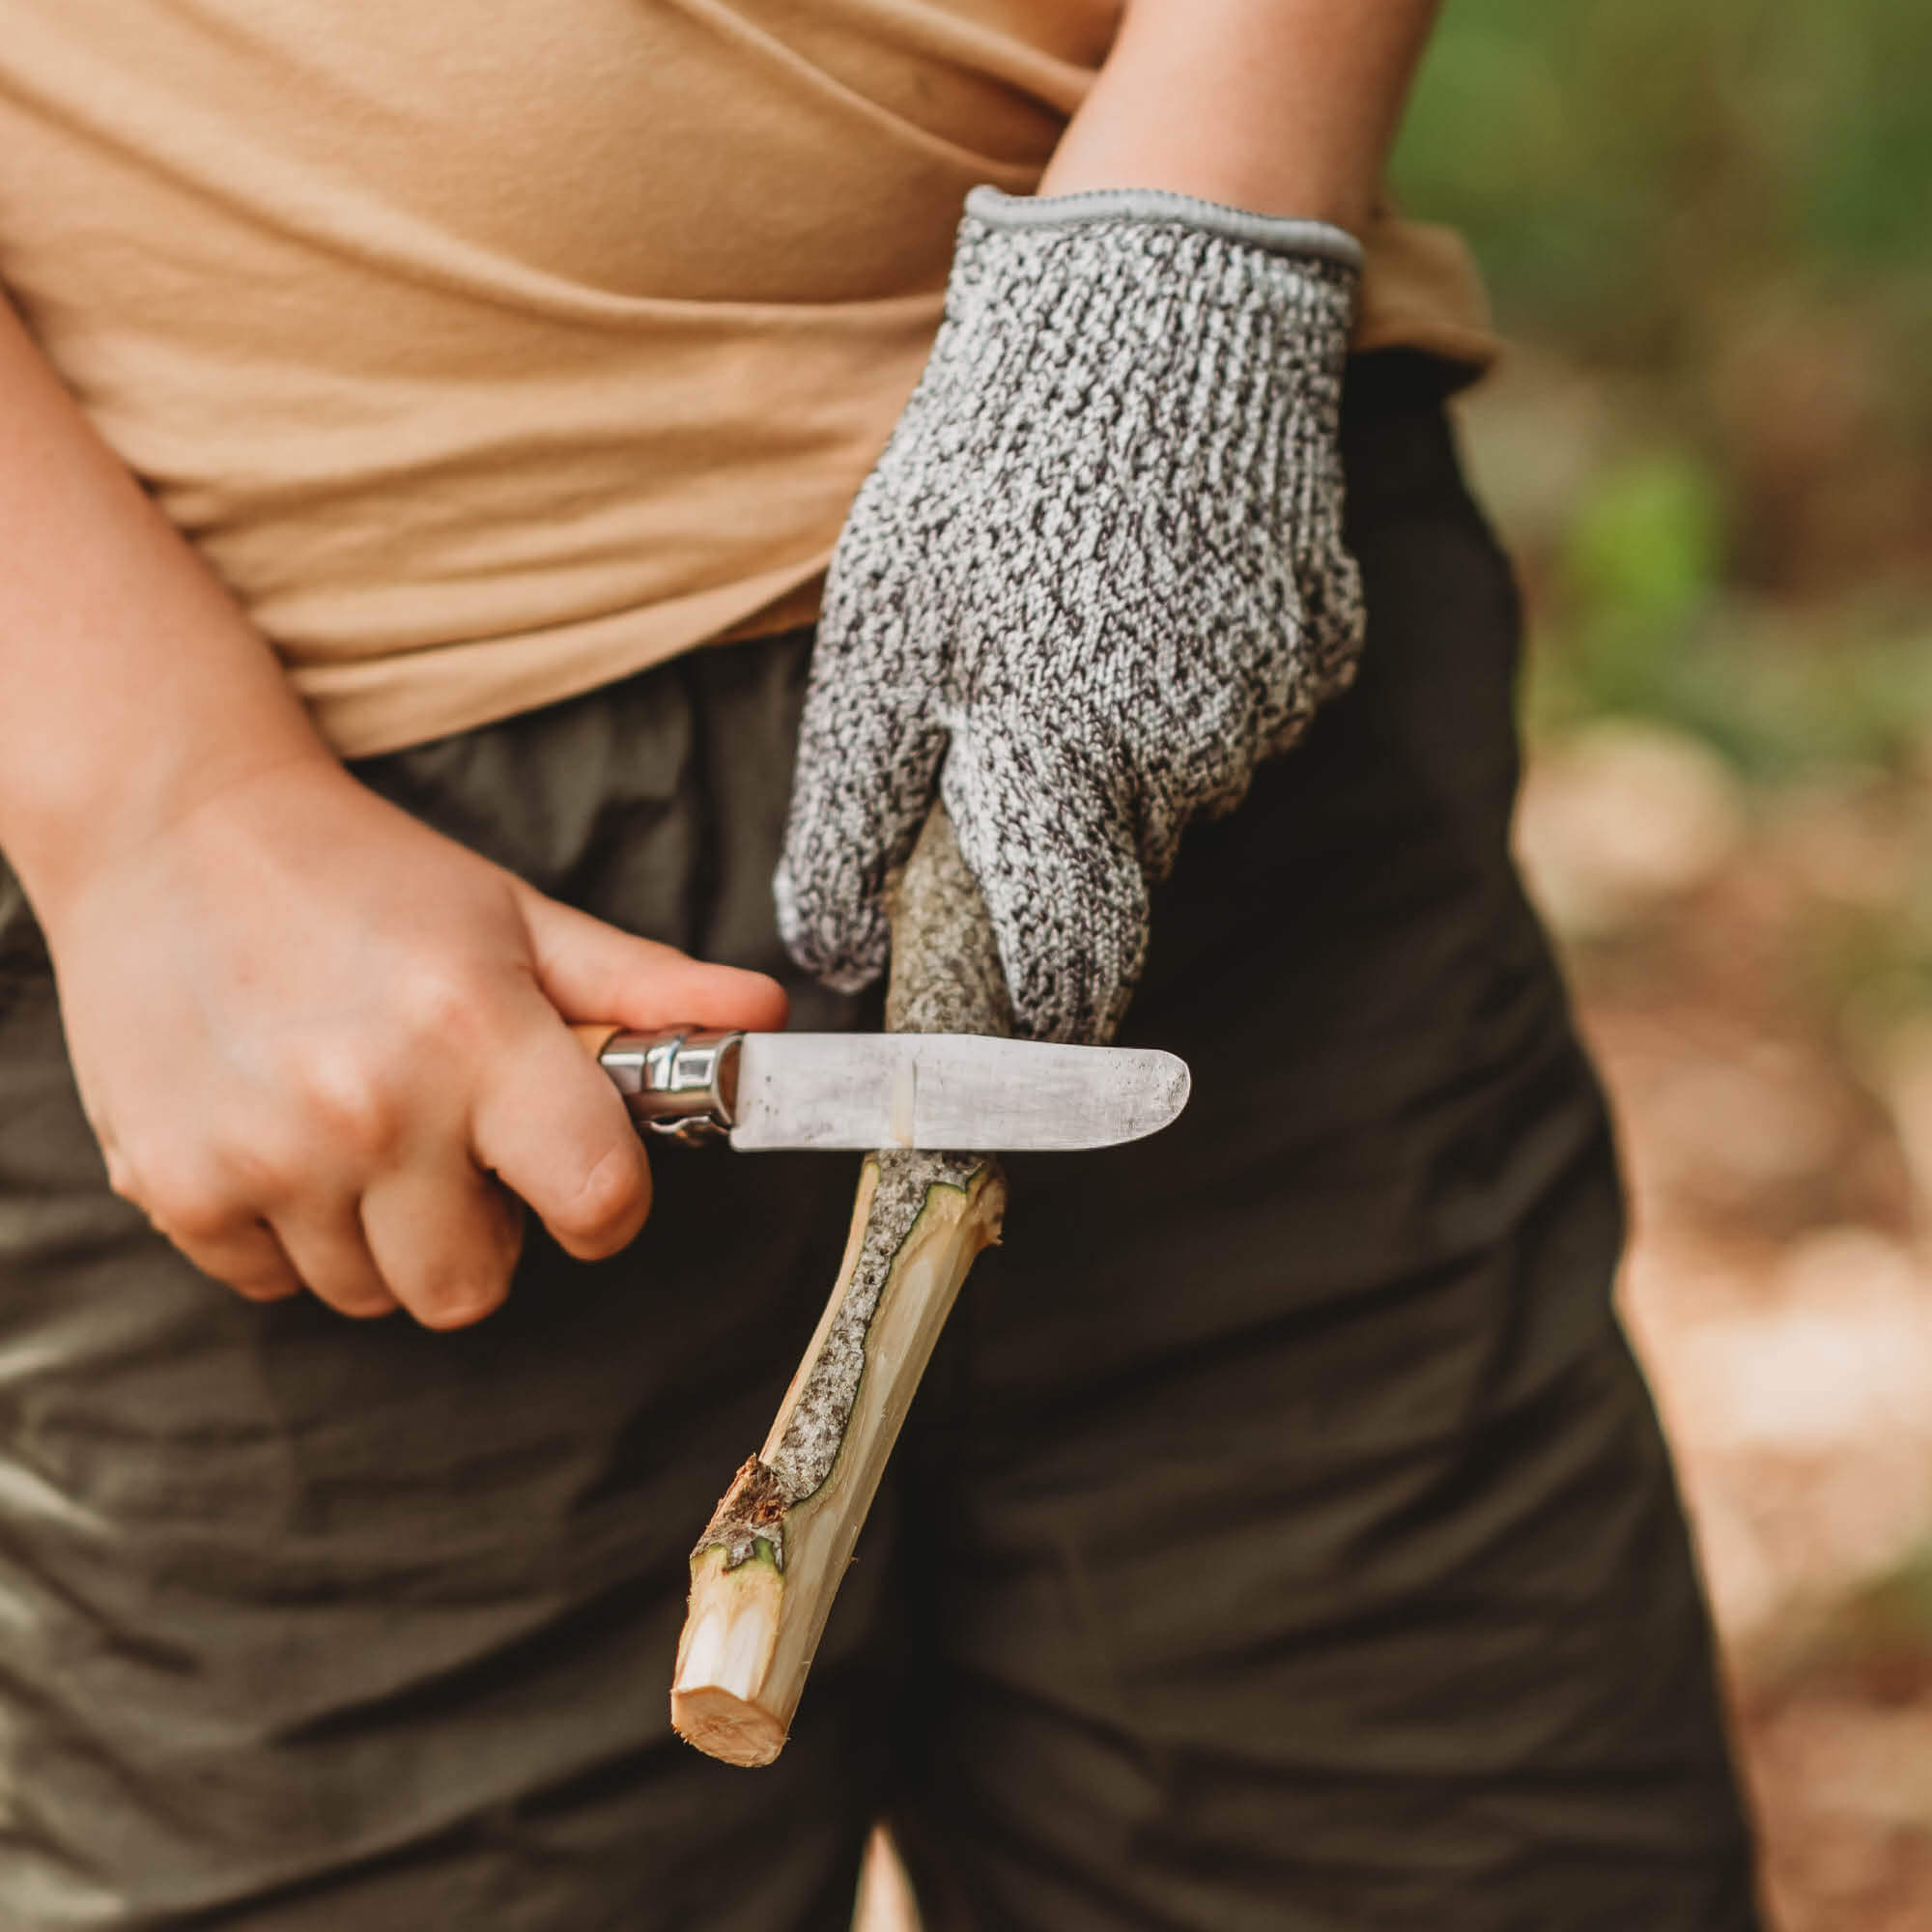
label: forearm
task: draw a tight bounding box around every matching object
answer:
[0,294,331,923]
[1039,0,1440,235]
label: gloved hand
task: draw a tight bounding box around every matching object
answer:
[776,185,1366,1043]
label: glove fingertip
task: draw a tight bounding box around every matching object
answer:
[773,857,889,987]
[944,759,1151,1046]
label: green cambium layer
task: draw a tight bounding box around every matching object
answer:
[695,1153,993,1573]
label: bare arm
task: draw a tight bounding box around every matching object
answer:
[0,296,329,909]
[0,296,784,1324]
[1040,0,1440,233]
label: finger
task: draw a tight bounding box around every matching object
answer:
[160,1214,305,1305]
[360,1156,525,1330]
[520,891,789,1035]
[943,730,1150,1045]
[105,1141,307,1303]
[270,1203,402,1321]
[777,680,946,990]
[470,1000,654,1263]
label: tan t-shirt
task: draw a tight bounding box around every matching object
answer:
[0,1,1497,758]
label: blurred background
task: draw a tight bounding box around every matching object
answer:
[862,3,1931,1924]
[1403,1,1931,1925]
[1407,0,1931,807]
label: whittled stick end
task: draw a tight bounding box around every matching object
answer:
[670,800,1011,1767]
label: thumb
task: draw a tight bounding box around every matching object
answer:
[517,889,790,1034]
[777,684,946,994]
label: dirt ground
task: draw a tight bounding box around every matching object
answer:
[1527,724,1932,1931]
[855,722,1932,1930]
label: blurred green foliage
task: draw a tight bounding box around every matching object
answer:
[1563,452,1726,639]
[1393,0,1932,388]
[1394,1,1932,1051]
[1392,0,1931,780]
[1532,601,1932,783]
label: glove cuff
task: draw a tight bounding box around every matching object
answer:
[964,184,1364,273]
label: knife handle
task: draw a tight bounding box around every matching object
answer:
[570,1024,744,1142]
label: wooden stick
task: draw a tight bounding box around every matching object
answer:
[669,803,1011,1766]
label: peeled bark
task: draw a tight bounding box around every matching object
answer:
[670,804,1009,1766]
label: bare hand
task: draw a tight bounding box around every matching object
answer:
[39,757,787,1326]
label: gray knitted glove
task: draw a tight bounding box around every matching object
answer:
[776,185,1366,1043]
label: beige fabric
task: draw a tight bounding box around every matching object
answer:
[0,1,1497,759]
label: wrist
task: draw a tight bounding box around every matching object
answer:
[943,188,1359,409]
[963,185,1362,273]
[1032,0,1436,242]
[1037,147,1373,242]
[9,716,340,939]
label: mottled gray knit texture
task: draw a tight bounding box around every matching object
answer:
[962,183,1365,270]
[776,188,1365,1044]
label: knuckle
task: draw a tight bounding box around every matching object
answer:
[213,1128,310,1205]
[146,1177,242,1247]
[103,1135,184,1217]
[108,1136,254,1246]
[290,1057,402,1160]
[547,1144,645,1252]
[103,1148,147,1208]
[395,965,496,1053]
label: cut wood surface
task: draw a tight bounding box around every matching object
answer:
[671,803,1011,1766]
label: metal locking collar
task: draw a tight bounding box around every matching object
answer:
[597,1027,746,1143]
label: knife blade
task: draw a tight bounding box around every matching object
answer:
[580,1026,1190,1152]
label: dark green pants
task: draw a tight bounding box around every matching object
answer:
[0,359,1759,1929]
